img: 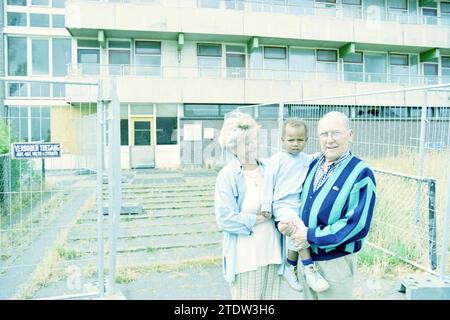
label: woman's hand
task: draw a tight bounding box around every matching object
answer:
[255,212,272,224]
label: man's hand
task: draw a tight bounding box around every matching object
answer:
[278,218,310,250]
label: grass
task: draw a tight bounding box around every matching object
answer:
[14,194,96,299]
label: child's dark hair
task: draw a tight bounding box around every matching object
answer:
[282,118,308,137]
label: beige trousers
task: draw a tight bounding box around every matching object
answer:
[299,253,357,300]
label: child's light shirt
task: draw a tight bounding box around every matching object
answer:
[261,151,315,221]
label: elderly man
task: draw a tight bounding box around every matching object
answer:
[279,111,376,300]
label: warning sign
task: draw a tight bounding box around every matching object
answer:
[11,143,61,159]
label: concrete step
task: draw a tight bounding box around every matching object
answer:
[68,221,219,241]
[80,207,214,221]
[70,232,222,255]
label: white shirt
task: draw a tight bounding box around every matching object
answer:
[235,168,282,274]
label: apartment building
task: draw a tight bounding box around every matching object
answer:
[3,0,450,168]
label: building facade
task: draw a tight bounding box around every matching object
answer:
[3,0,450,168]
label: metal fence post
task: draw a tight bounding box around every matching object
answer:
[427,179,437,270]
[278,103,284,151]
[108,77,122,295]
[441,156,450,280]
[96,79,105,297]
[415,90,428,224]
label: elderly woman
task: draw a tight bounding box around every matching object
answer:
[215,111,285,300]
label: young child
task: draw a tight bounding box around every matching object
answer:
[261,118,330,293]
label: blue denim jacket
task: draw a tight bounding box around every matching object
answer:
[214,157,286,283]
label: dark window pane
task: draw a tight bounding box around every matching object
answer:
[264,47,286,59]
[390,54,408,66]
[156,117,177,145]
[317,50,337,62]
[7,12,27,26]
[343,52,363,63]
[135,121,150,130]
[442,57,450,68]
[184,104,219,117]
[8,37,27,76]
[120,119,129,146]
[136,41,161,54]
[7,0,26,5]
[198,44,222,57]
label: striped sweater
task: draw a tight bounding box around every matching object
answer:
[300,154,376,261]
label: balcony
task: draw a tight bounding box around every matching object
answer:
[65,63,448,105]
[70,0,450,27]
[66,0,450,53]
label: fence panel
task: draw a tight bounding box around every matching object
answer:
[0,80,105,299]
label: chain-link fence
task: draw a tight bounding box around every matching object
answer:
[0,79,110,299]
[232,83,450,279]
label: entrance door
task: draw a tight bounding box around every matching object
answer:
[130,117,155,168]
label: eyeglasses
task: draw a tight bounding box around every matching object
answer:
[319,130,344,140]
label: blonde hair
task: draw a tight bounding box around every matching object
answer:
[218,111,259,154]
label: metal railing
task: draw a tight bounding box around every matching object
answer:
[66,63,446,86]
[74,0,450,26]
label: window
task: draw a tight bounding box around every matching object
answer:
[423,63,438,85]
[8,107,51,143]
[52,14,65,28]
[264,46,287,60]
[264,47,287,78]
[77,40,100,75]
[390,53,408,66]
[8,83,28,97]
[390,54,409,84]
[441,56,450,82]
[226,0,244,10]
[422,8,437,25]
[53,38,72,76]
[135,41,161,76]
[198,44,222,77]
[7,12,27,26]
[184,104,219,118]
[441,2,450,26]
[198,0,220,8]
[226,45,246,78]
[389,0,407,10]
[120,119,129,146]
[156,118,177,145]
[30,14,50,27]
[32,39,49,75]
[365,52,387,83]
[343,52,363,82]
[108,41,131,76]
[32,0,49,5]
[31,83,51,97]
[317,49,338,80]
[8,37,27,76]
[7,0,26,5]
[317,49,337,62]
[342,0,362,19]
[52,0,65,7]
[289,48,315,80]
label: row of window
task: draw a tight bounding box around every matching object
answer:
[7,37,71,77]
[182,103,450,119]
[6,0,65,7]
[6,12,65,28]
[4,106,51,143]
